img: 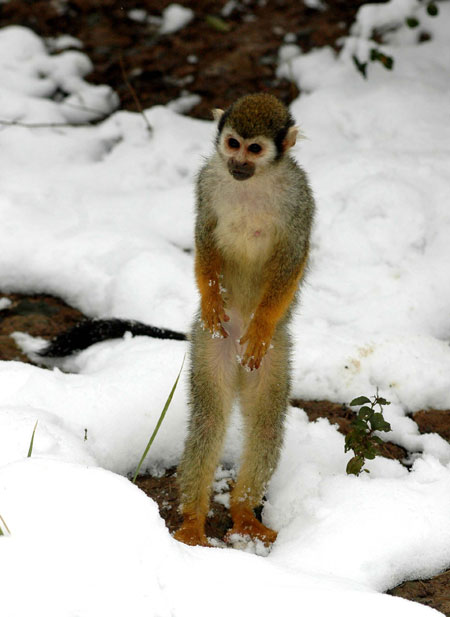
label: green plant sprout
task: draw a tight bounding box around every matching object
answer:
[27,420,38,458]
[345,393,392,476]
[132,355,185,484]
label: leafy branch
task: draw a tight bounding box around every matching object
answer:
[352,0,439,79]
[345,393,391,475]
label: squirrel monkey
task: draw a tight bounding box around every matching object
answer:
[174,93,315,547]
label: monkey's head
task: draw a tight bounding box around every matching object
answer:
[213,93,298,181]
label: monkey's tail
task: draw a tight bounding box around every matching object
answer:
[39,318,187,357]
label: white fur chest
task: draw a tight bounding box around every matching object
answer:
[211,169,282,263]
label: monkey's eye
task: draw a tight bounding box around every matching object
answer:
[227,138,240,149]
[248,143,262,154]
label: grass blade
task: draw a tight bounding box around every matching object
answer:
[27,420,38,458]
[0,513,11,536]
[132,355,185,484]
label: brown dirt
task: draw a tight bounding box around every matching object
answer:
[413,409,450,442]
[388,570,450,616]
[135,466,235,543]
[0,0,379,120]
[0,0,449,611]
[0,292,84,363]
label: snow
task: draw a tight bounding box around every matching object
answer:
[159,4,194,35]
[0,3,450,614]
[128,8,150,23]
[0,297,12,310]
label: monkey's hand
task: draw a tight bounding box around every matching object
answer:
[239,316,274,370]
[200,285,229,339]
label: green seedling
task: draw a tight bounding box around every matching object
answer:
[345,393,391,476]
[132,355,185,484]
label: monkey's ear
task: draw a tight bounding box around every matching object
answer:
[282,126,299,152]
[212,108,224,122]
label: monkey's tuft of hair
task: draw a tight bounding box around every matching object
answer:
[39,318,187,357]
[218,93,294,141]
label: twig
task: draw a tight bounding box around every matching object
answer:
[119,54,153,134]
[0,119,87,128]
[0,115,108,129]
[59,99,116,117]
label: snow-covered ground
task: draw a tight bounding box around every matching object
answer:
[1,1,450,614]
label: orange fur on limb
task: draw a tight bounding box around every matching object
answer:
[173,509,210,547]
[240,245,309,370]
[195,244,230,339]
[224,505,278,544]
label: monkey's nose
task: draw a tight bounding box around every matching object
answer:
[228,160,255,181]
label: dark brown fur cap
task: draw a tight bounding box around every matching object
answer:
[217,93,295,156]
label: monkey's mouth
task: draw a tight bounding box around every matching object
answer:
[228,161,255,181]
[230,169,254,181]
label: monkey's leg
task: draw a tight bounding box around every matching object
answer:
[175,321,239,547]
[226,327,290,545]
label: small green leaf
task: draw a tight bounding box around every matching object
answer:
[346,456,365,476]
[352,56,367,79]
[358,406,373,420]
[364,446,377,460]
[370,413,391,432]
[353,418,369,432]
[384,56,394,70]
[374,52,394,71]
[406,16,420,28]
[345,434,358,451]
[206,15,231,32]
[427,2,438,17]
[350,396,371,406]
[376,397,390,406]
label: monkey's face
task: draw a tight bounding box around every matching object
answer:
[218,131,277,181]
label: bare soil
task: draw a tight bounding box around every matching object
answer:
[0,0,380,120]
[0,0,448,612]
[0,293,84,363]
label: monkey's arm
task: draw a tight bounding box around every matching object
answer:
[240,238,309,370]
[194,211,229,338]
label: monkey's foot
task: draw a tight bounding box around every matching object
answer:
[173,508,211,546]
[173,523,211,547]
[224,510,277,545]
